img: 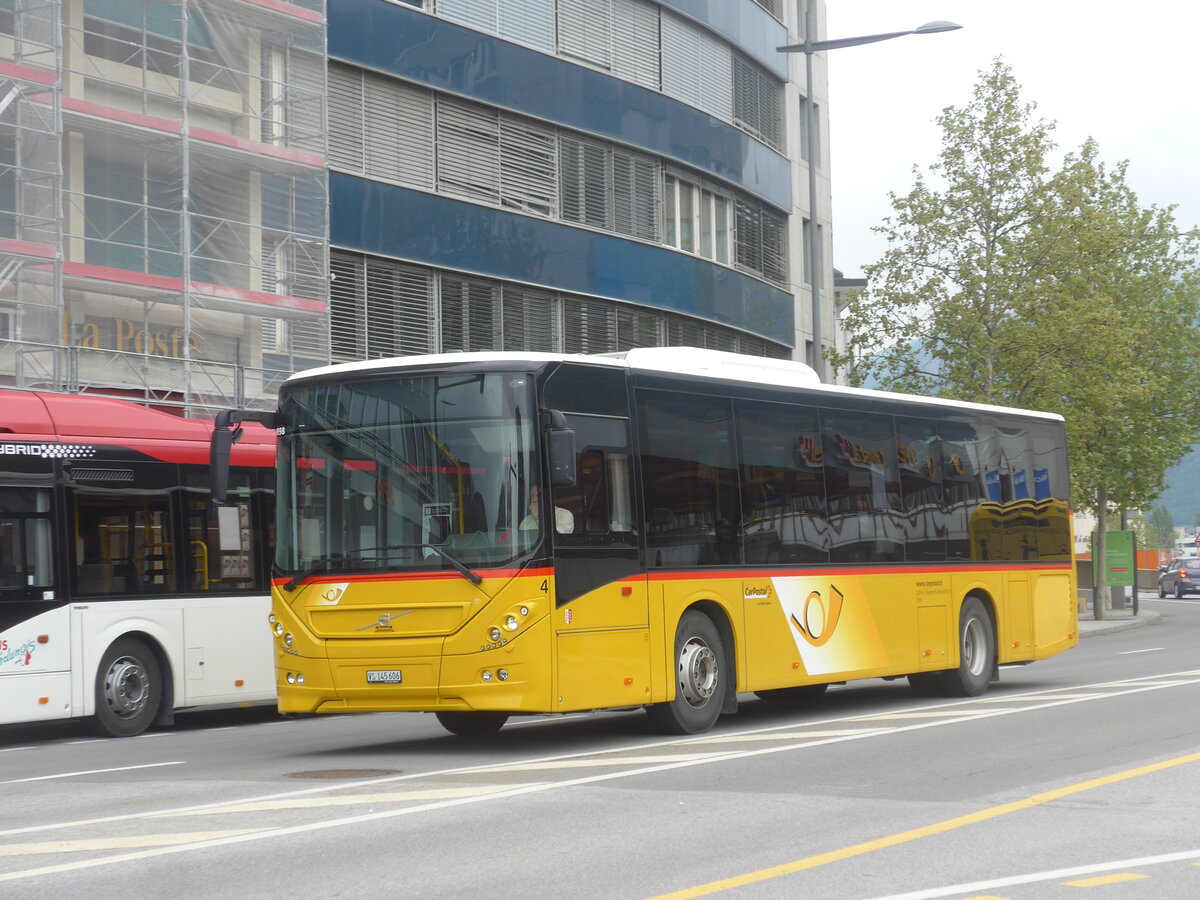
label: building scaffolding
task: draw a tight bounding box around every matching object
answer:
[0,0,329,414]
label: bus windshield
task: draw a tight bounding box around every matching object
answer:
[275,371,540,578]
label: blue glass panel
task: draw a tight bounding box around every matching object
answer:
[327,0,790,210]
[330,173,793,346]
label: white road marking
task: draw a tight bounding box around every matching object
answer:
[170,784,545,816]
[0,761,185,785]
[1118,648,1165,654]
[867,848,1200,900]
[695,729,880,743]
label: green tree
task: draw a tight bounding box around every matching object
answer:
[829,58,1200,619]
[1148,504,1175,551]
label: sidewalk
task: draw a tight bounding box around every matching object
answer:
[1077,603,1162,638]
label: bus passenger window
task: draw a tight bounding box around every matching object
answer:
[0,488,54,592]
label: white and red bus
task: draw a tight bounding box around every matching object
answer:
[0,389,276,736]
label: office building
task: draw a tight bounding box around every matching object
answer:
[0,0,832,410]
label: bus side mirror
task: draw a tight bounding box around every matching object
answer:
[544,409,576,487]
[210,424,236,504]
[211,408,278,504]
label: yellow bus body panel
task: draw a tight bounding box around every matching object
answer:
[271,561,1077,716]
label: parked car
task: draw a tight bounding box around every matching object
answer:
[1158,557,1200,598]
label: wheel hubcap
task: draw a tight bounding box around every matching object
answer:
[103,656,149,719]
[963,617,987,678]
[677,637,718,708]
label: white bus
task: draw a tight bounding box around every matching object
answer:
[0,389,276,736]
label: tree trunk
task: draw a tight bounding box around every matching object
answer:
[1094,486,1107,621]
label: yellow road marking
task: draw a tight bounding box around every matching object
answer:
[649,751,1200,899]
[0,830,268,857]
[1063,872,1147,887]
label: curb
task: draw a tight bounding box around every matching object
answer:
[1078,610,1162,637]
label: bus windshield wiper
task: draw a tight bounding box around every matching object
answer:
[420,543,483,585]
[283,557,336,592]
[357,543,482,585]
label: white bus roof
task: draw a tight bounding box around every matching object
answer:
[285,347,1064,422]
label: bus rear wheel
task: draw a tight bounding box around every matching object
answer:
[435,711,509,736]
[937,597,994,697]
[89,638,162,737]
[648,610,725,735]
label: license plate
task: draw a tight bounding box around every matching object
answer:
[366,670,403,684]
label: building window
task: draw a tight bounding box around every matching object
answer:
[736,201,787,286]
[751,0,784,20]
[799,96,820,166]
[699,189,732,264]
[665,175,733,264]
[661,10,733,122]
[438,0,555,55]
[560,0,662,85]
[82,0,240,93]
[560,135,611,230]
[733,53,784,150]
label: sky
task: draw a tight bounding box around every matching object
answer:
[824,1,1200,278]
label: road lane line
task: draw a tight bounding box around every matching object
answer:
[0,830,269,857]
[1118,648,1165,654]
[867,849,1200,900]
[649,751,1200,899]
[1062,872,1147,886]
[169,784,544,815]
[0,761,185,785]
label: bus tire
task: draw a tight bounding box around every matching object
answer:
[435,711,509,736]
[754,683,828,703]
[89,638,162,738]
[648,610,725,734]
[937,597,994,697]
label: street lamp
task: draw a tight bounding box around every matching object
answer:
[779,16,961,381]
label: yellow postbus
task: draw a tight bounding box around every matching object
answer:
[212,348,1077,735]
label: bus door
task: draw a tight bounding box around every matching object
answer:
[550,413,649,712]
[0,461,71,721]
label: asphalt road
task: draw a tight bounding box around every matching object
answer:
[2,592,1198,899]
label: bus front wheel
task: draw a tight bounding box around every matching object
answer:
[648,610,725,735]
[89,638,162,737]
[937,597,994,697]
[435,711,509,736]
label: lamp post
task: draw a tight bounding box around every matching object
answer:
[779,15,961,381]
